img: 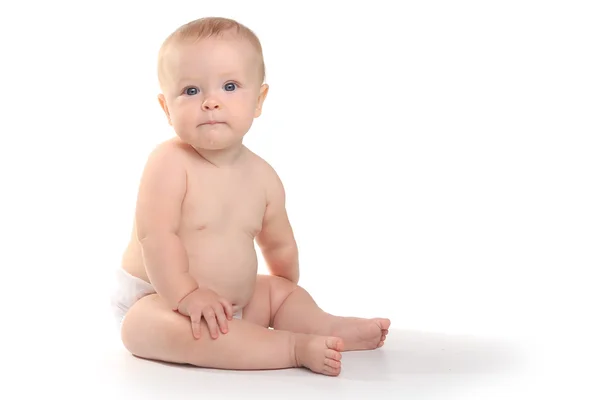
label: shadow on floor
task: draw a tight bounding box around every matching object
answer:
[103,329,528,398]
[120,329,525,381]
[337,329,526,382]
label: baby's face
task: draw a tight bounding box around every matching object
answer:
[159,36,267,151]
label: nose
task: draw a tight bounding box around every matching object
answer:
[202,96,220,110]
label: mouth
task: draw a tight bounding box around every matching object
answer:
[200,120,224,126]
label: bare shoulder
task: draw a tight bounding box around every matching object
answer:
[244,148,285,202]
[135,137,194,236]
[245,148,281,181]
[138,137,200,182]
[144,137,194,166]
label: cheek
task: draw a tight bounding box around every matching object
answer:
[172,101,199,123]
[235,95,259,117]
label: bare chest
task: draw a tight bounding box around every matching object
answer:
[181,168,266,235]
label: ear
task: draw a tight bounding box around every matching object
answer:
[158,93,172,125]
[254,84,269,118]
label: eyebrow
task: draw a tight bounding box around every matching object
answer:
[176,72,244,82]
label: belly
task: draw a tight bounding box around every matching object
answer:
[181,229,258,310]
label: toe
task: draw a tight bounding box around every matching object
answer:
[323,365,341,376]
[326,337,344,352]
[324,358,341,369]
[378,318,391,330]
[326,349,342,361]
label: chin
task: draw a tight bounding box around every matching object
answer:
[195,140,237,151]
[201,143,229,151]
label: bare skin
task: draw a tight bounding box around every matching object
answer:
[121,275,346,375]
[118,27,390,377]
[120,140,389,376]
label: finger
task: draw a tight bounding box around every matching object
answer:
[190,313,202,340]
[215,306,229,334]
[220,298,233,320]
[203,308,219,339]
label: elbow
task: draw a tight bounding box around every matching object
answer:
[137,228,177,245]
[289,271,300,285]
[265,244,299,282]
[137,231,180,259]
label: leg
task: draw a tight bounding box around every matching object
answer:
[120,294,343,376]
[261,275,391,351]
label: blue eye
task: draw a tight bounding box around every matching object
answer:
[223,82,237,92]
[185,87,198,95]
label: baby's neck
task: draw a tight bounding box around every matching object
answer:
[192,143,246,168]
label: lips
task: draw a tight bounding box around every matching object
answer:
[200,120,223,126]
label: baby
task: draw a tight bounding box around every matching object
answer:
[112,16,390,377]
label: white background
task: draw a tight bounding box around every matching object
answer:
[1,0,598,398]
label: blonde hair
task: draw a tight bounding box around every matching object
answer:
[157,17,266,88]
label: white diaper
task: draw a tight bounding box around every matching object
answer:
[110,268,243,326]
[110,268,157,326]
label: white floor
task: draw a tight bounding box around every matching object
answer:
[101,331,520,399]
[8,305,597,400]
[2,266,598,400]
[3,244,596,400]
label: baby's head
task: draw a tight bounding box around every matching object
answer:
[156,17,268,151]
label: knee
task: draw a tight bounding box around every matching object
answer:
[120,294,196,364]
[119,295,168,357]
[258,274,297,292]
[120,298,148,356]
[258,274,298,308]
[120,312,140,356]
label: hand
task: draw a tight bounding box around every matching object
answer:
[176,287,234,340]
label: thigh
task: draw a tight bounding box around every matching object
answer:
[120,292,300,371]
[120,294,197,365]
[242,274,297,328]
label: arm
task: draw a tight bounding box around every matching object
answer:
[255,166,299,283]
[135,143,198,310]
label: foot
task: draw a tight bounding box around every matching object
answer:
[294,335,344,376]
[326,317,391,351]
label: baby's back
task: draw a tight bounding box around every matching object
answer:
[122,138,269,312]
